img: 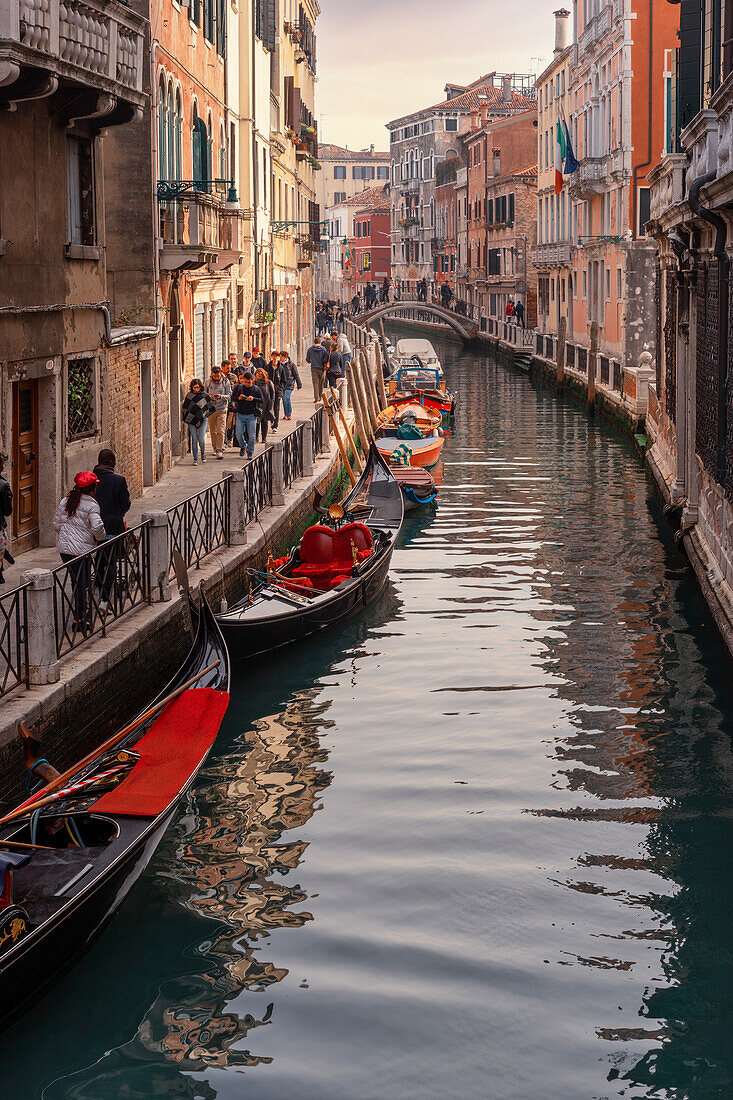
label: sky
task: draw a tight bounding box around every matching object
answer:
[316,0,553,151]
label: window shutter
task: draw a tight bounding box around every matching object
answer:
[285,76,294,129]
[216,0,225,55]
[264,0,276,52]
[194,306,205,378]
[293,86,302,130]
[214,303,225,365]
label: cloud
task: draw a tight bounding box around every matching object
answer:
[317,0,553,149]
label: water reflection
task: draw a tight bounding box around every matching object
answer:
[44,688,334,1098]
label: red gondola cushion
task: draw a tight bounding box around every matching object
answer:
[299,523,373,565]
[92,687,229,817]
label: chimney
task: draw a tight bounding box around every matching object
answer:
[501,75,512,104]
[493,148,501,176]
[478,94,490,125]
[370,143,374,154]
[554,8,570,54]
[470,107,480,131]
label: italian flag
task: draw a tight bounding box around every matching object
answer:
[555,120,566,196]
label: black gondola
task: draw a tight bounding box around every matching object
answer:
[216,442,404,659]
[0,594,230,1030]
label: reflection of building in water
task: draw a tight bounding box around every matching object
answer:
[525,409,733,1094]
[49,688,333,1097]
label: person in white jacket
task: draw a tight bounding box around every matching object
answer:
[53,470,106,631]
[334,330,352,372]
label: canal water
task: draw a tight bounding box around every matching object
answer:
[4,334,733,1099]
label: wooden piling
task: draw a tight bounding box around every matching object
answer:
[373,338,389,411]
[322,392,357,486]
[359,349,380,429]
[333,389,364,473]
[347,361,372,455]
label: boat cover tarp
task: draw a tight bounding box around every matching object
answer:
[92,688,229,816]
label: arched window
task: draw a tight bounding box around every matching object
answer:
[219,122,227,180]
[157,75,167,180]
[174,90,182,180]
[192,104,209,188]
[166,85,174,182]
[207,112,214,184]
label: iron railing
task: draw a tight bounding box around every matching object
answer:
[311,407,327,456]
[167,477,231,572]
[52,524,152,658]
[282,423,305,487]
[0,582,29,698]
[243,448,273,525]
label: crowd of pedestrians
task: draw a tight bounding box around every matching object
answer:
[179,345,304,464]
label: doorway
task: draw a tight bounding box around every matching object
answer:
[140,356,154,486]
[11,380,39,552]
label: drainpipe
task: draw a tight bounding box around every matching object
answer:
[0,302,159,345]
[689,169,730,483]
[631,0,654,238]
[251,12,260,313]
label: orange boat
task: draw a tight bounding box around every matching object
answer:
[375,433,444,469]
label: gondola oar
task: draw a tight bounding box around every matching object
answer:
[1,660,221,829]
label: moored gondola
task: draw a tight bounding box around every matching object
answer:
[216,442,404,659]
[0,594,230,1030]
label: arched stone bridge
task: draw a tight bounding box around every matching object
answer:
[359,300,480,344]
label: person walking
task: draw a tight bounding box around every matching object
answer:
[351,293,360,316]
[279,349,302,421]
[182,378,215,465]
[514,299,525,328]
[221,360,236,448]
[207,363,232,458]
[232,371,264,458]
[268,349,284,432]
[418,277,428,303]
[334,329,352,374]
[92,448,131,609]
[254,366,275,443]
[0,453,13,585]
[251,345,268,376]
[381,277,389,304]
[53,471,106,632]
[306,337,327,403]
[324,341,343,389]
[505,298,514,320]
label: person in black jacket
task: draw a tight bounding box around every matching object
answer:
[278,350,302,421]
[93,449,131,537]
[231,372,264,458]
[92,449,131,609]
[0,452,13,585]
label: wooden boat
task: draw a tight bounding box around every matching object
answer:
[377,402,442,435]
[0,595,230,1030]
[389,338,443,374]
[216,443,404,658]
[387,364,456,422]
[374,429,444,469]
[390,466,438,510]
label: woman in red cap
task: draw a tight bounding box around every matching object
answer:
[53,471,106,632]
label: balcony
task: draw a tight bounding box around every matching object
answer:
[648,153,687,225]
[157,186,246,273]
[400,177,419,195]
[578,2,613,59]
[568,156,608,198]
[532,242,574,268]
[0,0,145,123]
[297,234,320,269]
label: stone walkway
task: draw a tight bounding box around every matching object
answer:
[2,382,321,592]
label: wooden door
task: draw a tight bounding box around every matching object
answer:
[12,380,38,551]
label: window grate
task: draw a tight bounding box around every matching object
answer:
[67,358,96,440]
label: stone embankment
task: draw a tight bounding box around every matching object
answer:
[0,329,387,802]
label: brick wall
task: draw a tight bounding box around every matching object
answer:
[104,335,164,499]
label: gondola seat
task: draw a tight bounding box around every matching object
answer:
[291,522,374,589]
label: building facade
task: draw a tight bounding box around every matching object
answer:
[387,73,536,298]
[0,0,147,551]
[317,143,390,209]
[341,186,391,301]
[434,157,463,300]
[566,0,678,367]
[534,10,575,336]
[461,109,538,322]
[646,0,733,634]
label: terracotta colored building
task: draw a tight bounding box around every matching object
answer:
[341,185,391,300]
[461,109,538,323]
[567,0,678,368]
[434,156,463,301]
